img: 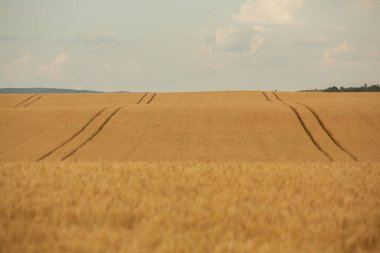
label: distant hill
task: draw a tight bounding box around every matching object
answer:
[0,88,105,94]
[302,84,380,92]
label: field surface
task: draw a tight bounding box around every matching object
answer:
[0,91,380,252]
[0,91,379,162]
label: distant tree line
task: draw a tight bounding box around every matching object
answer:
[301,84,380,92]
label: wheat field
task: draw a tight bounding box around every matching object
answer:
[1,91,379,162]
[0,91,380,252]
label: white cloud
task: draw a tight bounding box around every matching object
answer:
[3,52,69,81]
[322,41,380,67]
[39,53,68,75]
[234,0,304,26]
[4,53,32,69]
[3,54,33,78]
[250,35,264,53]
[352,0,375,8]
[322,41,357,66]
[214,25,264,53]
[211,0,304,54]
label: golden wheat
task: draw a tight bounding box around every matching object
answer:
[0,162,379,253]
[0,91,380,252]
[0,91,379,162]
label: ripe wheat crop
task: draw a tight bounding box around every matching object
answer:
[0,91,379,252]
[1,162,379,253]
[0,92,379,162]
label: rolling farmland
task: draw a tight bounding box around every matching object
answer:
[1,91,380,252]
[0,91,379,162]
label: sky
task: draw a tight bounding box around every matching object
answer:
[0,0,379,92]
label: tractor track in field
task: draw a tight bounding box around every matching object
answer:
[272,92,333,161]
[272,92,283,102]
[23,94,48,107]
[36,107,108,161]
[13,94,40,108]
[298,103,358,161]
[262,92,271,102]
[61,106,126,161]
[136,93,148,104]
[146,93,157,104]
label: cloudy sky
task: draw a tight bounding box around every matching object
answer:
[0,0,379,92]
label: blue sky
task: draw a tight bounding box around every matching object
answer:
[0,0,379,92]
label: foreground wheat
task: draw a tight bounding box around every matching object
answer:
[0,162,379,253]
